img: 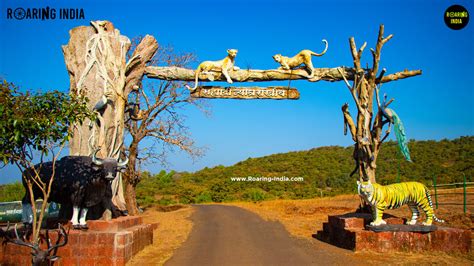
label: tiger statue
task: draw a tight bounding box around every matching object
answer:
[357,180,444,226]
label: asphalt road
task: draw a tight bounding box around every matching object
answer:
[165,205,356,266]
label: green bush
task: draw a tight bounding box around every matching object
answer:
[158,197,176,206]
[195,191,212,203]
[136,194,156,208]
[178,188,196,204]
[242,188,267,202]
[0,182,25,202]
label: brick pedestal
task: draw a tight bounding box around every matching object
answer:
[316,212,471,253]
[1,216,154,266]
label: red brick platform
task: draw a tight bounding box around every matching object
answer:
[316,212,471,253]
[0,216,154,265]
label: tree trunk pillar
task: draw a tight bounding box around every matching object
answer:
[63,21,130,158]
[63,21,131,213]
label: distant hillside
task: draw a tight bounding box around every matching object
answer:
[136,136,474,206]
[2,137,472,205]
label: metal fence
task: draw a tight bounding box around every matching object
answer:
[431,174,474,213]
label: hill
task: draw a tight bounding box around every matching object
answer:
[1,137,472,205]
[136,136,474,206]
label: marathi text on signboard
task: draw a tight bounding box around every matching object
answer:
[191,86,300,100]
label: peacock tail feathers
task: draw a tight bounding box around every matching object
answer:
[386,108,412,162]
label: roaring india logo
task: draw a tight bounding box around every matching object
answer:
[6,6,85,20]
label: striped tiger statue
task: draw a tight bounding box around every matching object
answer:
[357,180,444,226]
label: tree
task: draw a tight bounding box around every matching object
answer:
[63,22,159,214]
[338,25,414,183]
[123,42,206,215]
[0,81,93,249]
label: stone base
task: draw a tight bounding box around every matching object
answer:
[315,212,471,253]
[366,224,437,232]
[0,216,154,265]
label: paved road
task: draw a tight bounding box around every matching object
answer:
[166,205,356,266]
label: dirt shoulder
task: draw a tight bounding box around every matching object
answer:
[127,205,194,266]
[227,195,473,264]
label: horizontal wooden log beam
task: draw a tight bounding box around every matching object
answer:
[377,69,423,83]
[190,86,300,100]
[145,66,421,84]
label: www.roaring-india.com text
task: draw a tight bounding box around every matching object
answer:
[230,176,304,182]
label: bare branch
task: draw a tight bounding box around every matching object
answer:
[379,69,422,83]
[371,25,393,83]
[337,67,353,90]
[337,68,362,111]
[385,98,394,107]
[359,42,367,55]
[377,68,387,83]
[383,34,394,44]
[380,122,392,143]
[341,103,357,142]
[124,43,207,214]
[124,35,158,95]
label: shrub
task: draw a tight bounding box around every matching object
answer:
[242,188,267,202]
[158,197,177,206]
[195,191,212,203]
[0,182,25,202]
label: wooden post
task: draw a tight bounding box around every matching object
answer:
[463,173,467,214]
[433,175,438,209]
[396,150,401,183]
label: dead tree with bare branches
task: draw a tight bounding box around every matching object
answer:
[123,43,207,215]
[338,25,416,183]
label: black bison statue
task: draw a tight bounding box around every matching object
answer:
[21,150,128,229]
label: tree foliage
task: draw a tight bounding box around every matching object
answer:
[0,81,93,166]
[0,182,25,202]
[134,137,473,206]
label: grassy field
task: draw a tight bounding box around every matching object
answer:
[229,188,474,235]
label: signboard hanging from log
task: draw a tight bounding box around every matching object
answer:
[190,86,300,100]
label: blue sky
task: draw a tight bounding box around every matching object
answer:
[1,0,473,184]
